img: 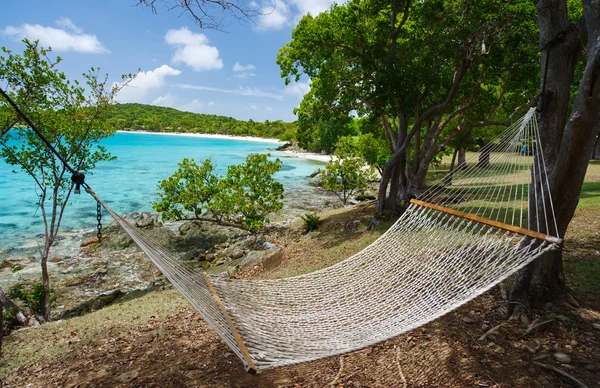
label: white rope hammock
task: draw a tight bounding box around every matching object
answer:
[87,108,561,373]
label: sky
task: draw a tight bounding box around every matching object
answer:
[0,0,337,122]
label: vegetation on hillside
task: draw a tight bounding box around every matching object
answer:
[105,103,297,141]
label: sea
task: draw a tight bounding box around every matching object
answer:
[0,132,326,255]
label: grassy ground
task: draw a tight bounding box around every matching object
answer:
[1,162,599,387]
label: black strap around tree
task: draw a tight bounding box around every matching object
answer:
[0,86,103,241]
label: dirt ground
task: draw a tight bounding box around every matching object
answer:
[2,204,599,387]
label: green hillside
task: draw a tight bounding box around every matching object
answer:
[105,103,296,141]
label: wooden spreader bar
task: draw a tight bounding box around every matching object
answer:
[410,199,562,245]
[203,273,258,374]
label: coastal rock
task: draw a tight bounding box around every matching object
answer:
[355,194,376,202]
[275,142,293,151]
[57,290,125,320]
[308,174,324,187]
[80,236,100,247]
[553,352,571,364]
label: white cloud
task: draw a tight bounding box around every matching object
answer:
[2,18,108,53]
[233,62,256,72]
[116,65,181,102]
[256,0,338,30]
[152,93,175,107]
[258,0,291,30]
[208,101,215,106]
[55,17,82,34]
[284,81,311,99]
[232,62,257,78]
[165,27,223,71]
[175,83,283,100]
[179,99,204,113]
[251,104,258,110]
[266,106,273,111]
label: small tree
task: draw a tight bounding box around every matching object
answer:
[154,153,284,233]
[153,158,220,221]
[321,137,375,204]
[0,40,131,321]
[218,154,284,232]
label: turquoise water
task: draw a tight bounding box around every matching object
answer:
[0,132,323,253]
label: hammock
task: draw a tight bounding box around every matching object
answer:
[83,108,561,373]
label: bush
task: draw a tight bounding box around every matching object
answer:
[300,213,321,233]
[8,283,56,316]
[321,138,375,204]
[154,153,284,232]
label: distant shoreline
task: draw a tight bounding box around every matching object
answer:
[116,130,283,144]
[116,130,332,163]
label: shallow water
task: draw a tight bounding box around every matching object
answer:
[0,132,325,254]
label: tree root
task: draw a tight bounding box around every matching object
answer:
[328,356,344,387]
[533,361,591,388]
[394,345,407,388]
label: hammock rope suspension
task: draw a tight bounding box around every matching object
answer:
[1,90,560,373]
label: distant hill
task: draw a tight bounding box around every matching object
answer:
[105,103,296,141]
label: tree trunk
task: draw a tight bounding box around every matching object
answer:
[510,0,600,311]
[444,148,459,186]
[593,133,600,159]
[477,141,491,168]
[0,286,26,326]
[41,239,53,322]
[457,147,467,170]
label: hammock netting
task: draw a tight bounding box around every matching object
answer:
[87,108,561,373]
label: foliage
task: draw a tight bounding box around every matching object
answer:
[278,0,540,210]
[8,283,56,316]
[218,153,284,232]
[321,139,375,204]
[154,153,284,232]
[300,213,321,233]
[0,39,131,321]
[153,158,219,221]
[105,103,296,141]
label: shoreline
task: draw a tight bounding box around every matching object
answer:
[116,130,283,144]
[116,130,333,163]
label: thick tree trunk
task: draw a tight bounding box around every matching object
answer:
[0,286,26,326]
[593,133,600,159]
[510,0,600,311]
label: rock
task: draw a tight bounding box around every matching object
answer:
[482,323,490,331]
[592,322,600,331]
[584,364,596,371]
[555,314,570,323]
[355,194,376,202]
[135,214,154,229]
[543,302,553,310]
[308,174,324,187]
[227,265,238,278]
[57,290,125,320]
[553,352,571,364]
[462,316,475,323]
[116,370,138,382]
[181,250,202,261]
[231,248,244,259]
[309,170,320,178]
[154,270,163,277]
[80,236,100,247]
[50,257,64,263]
[95,369,109,378]
[275,142,292,151]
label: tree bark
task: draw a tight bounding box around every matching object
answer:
[0,286,27,326]
[510,0,600,311]
[593,133,600,159]
[41,238,53,322]
[444,148,459,186]
[457,147,467,170]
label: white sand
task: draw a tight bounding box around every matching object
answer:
[116,130,284,144]
[117,130,336,163]
[276,150,332,163]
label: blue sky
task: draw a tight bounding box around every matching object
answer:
[1,0,336,122]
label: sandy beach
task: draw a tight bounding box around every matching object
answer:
[116,130,284,144]
[117,130,334,163]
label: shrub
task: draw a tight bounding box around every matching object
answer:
[8,283,56,316]
[154,153,284,233]
[300,213,321,233]
[321,138,375,204]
